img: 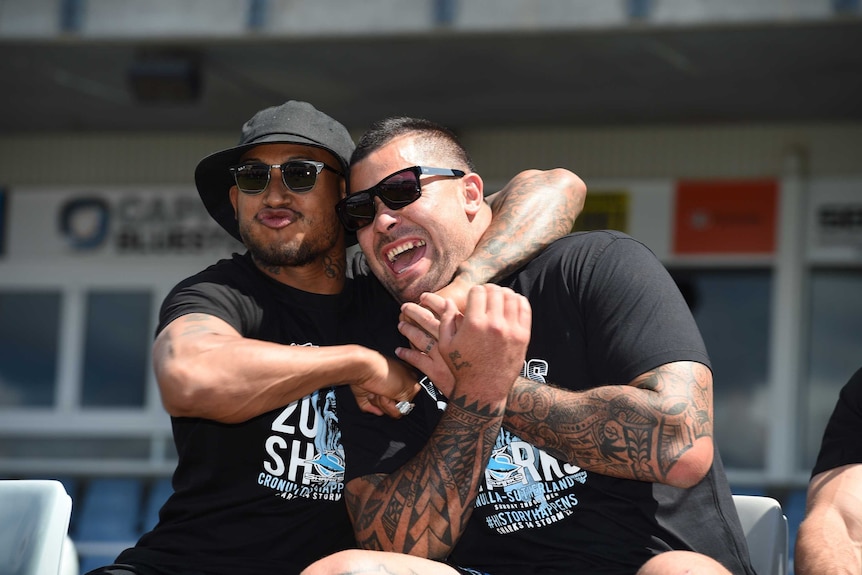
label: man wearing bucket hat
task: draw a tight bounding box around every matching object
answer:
[83,101,584,575]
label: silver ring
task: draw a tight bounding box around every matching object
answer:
[396,400,415,415]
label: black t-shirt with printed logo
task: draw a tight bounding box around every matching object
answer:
[115,251,397,575]
[338,231,756,575]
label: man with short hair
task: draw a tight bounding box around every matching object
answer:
[303,116,755,575]
[83,101,584,575]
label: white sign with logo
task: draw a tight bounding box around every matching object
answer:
[807,179,862,263]
[4,186,242,262]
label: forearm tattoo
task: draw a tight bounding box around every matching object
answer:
[503,363,713,482]
[462,172,578,284]
[348,397,505,557]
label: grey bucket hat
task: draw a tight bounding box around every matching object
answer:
[194,100,355,242]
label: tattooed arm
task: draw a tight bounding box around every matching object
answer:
[503,361,714,488]
[438,168,585,309]
[344,286,532,558]
[153,312,418,423]
[345,401,504,557]
[402,291,715,489]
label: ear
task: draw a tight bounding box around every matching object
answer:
[462,172,485,216]
[229,186,239,219]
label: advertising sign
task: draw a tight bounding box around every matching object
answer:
[808,179,862,261]
[5,187,241,261]
[572,191,629,234]
[673,180,777,255]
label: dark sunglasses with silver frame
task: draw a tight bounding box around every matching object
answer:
[229,160,343,195]
[335,165,466,232]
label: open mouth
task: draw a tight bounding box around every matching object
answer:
[385,239,426,275]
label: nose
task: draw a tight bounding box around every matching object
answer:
[262,166,291,201]
[372,197,399,232]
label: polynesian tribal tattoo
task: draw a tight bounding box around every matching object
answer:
[503,362,713,483]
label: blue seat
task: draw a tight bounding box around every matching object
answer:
[141,477,173,533]
[75,478,143,543]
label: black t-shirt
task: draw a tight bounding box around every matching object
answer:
[811,367,862,477]
[117,252,395,575]
[338,231,755,575]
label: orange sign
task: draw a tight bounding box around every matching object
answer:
[673,180,777,254]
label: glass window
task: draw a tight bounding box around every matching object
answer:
[670,269,772,470]
[0,291,62,407]
[801,269,862,470]
[0,436,151,460]
[81,290,153,407]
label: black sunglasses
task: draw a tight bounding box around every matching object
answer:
[335,166,465,232]
[229,160,342,195]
